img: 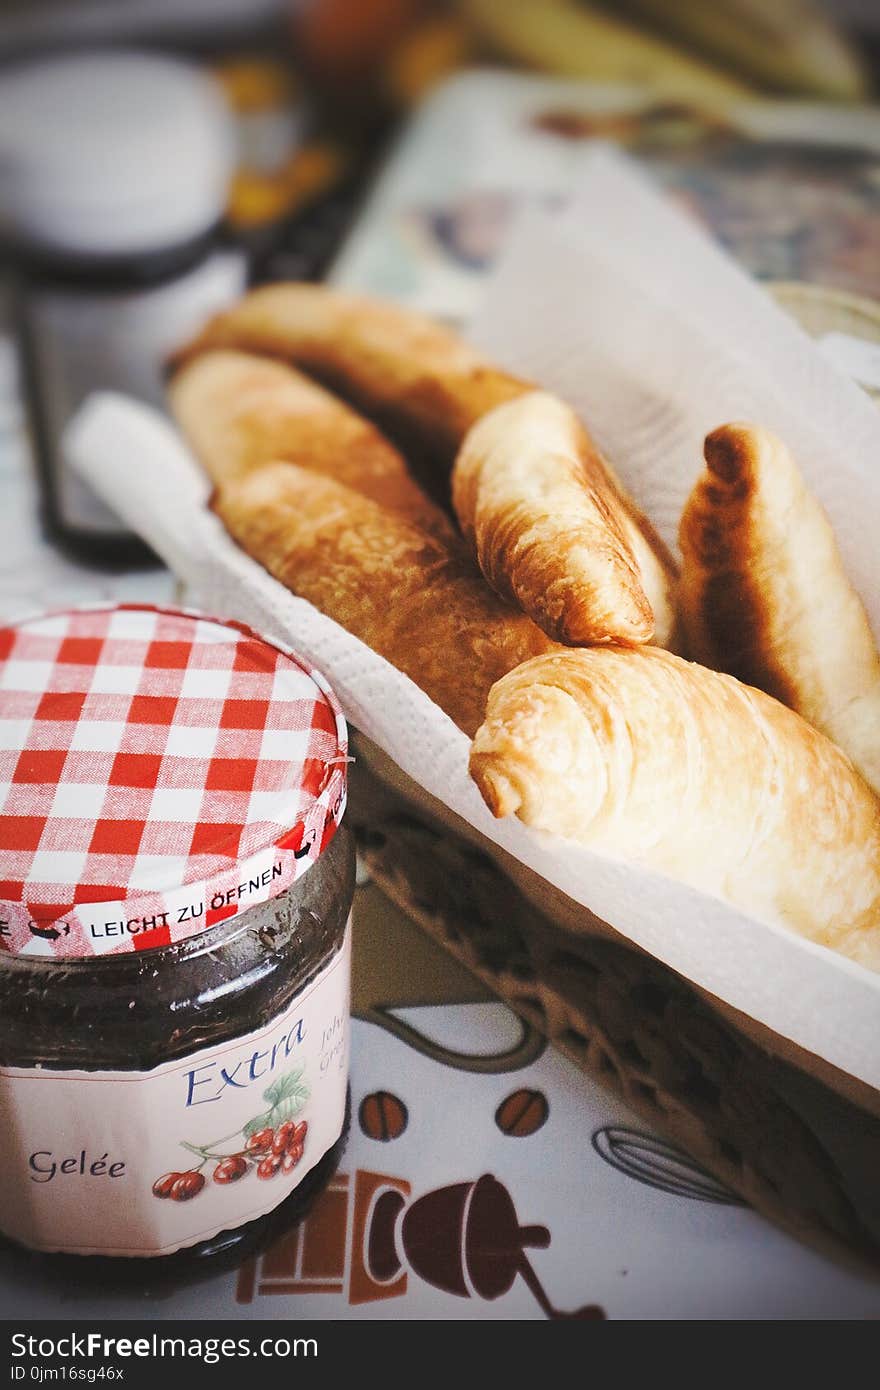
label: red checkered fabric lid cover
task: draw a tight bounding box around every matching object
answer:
[0,604,348,958]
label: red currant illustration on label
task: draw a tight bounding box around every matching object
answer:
[246,1128,275,1155]
[257,1154,283,1180]
[213,1155,248,1184]
[272,1120,297,1155]
[151,1172,181,1199]
[151,1067,310,1200]
[170,1171,205,1201]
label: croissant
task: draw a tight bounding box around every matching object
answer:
[470,646,880,969]
[679,422,880,795]
[175,283,680,642]
[214,462,560,737]
[171,281,527,475]
[168,348,454,540]
[452,390,679,647]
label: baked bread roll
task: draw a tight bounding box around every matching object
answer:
[214,462,560,737]
[452,390,678,647]
[470,645,880,969]
[679,422,880,795]
[176,283,679,643]
[172,282,527,475]
[168,348,455,540]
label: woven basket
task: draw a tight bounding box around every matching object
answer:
[349,748,880,1272]
[350,283,880,1271]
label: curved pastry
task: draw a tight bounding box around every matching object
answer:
[168,348,455,540]
[453,390,678,646]
[171,282,527,475]
[174,283,679,644]
[214,462,560,737]
[679,422,880,795]
[470,645,880,969]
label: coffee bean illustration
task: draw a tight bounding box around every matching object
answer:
[359,1089,408,1142]
[495,1088,549,1138]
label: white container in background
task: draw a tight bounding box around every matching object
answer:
[0,49,247,562]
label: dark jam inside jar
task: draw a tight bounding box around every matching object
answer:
[0,822,355,1289]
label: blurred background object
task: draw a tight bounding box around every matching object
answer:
[460,0,752,101]
[0,49,244,563]
[0,0,877,569]
[605,0,869,100]
[0,50,235,261]
[0,0,285,56]
[1,1,874,102]
[459,0,872,101]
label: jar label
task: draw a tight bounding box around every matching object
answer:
[0,927,351,1258]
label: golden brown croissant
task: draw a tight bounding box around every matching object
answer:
[171,282,527,475]
[175,283,679,642]
[679,422,880,795]
[470,646,880,969]
[168,348,455,540]
[452,390,678,647]
[214,462,560,737]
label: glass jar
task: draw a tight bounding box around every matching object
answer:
[0,50,247,565]
[0,603,354,1279]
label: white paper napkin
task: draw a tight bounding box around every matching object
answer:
[66,150,880,1091]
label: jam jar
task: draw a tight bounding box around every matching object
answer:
[0,603,354,1275]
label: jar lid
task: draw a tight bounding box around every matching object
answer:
[0,50,236,261]
[0,605,348,959]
